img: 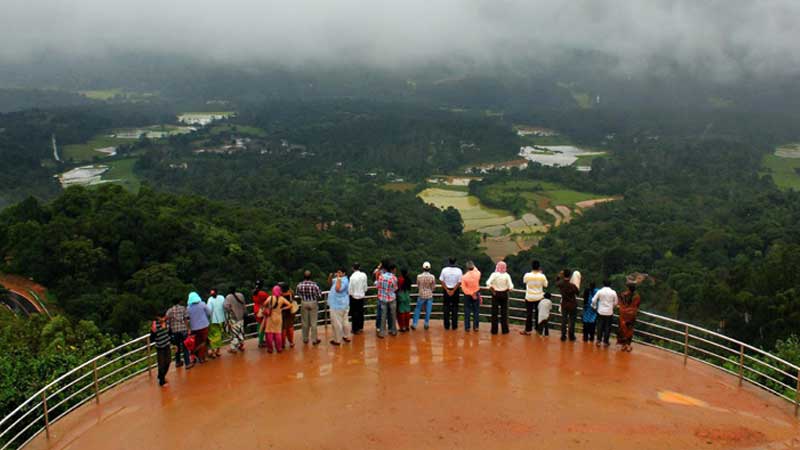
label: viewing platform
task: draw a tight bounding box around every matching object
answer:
[3,288,800,449]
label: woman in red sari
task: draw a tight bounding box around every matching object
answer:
[617,284,641,352]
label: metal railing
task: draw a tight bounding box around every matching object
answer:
[2,285,799,449]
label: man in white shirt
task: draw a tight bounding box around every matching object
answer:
[439,257,463,330]
[348,263,368,335]
[591,280,618,347]
[521,260,548,336]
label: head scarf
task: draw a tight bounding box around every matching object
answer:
[187,291,202,305]
[272,285,283,298]
[495,261,507,274]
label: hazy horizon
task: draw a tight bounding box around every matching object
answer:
[2,0,799,82]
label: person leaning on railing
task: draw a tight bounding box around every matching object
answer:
[486,261,513,335]
[375,261,399,338]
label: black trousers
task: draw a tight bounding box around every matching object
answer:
[350,297,364,333]
[443,291,460,330]
[491,291,509,334]
[561,308,577,340]
[597,315,613,344]
[583,321,596,341]
[156,346,171,386]
[524,301,540,333]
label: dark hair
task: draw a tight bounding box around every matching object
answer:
[278,281,289,292]
[589,282,597,290]
[563,269,572,278]
[448,257,456,265]
[603,279,611,287]
[531,260,540,270]
[228,286,237,296]
[544,292,552,299]
[628,283,637,292]
[352,263,360,270]
[303,270,312,280]
[401,268,409,278]
[386,262,396,271]
[337,267,347,274]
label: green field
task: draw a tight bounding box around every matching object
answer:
[382,182,417,192]
[63,135,128,162]
[100,158,140,192]
[761,154,800,190]
[482,179,602,209]
[573,152,608,166]
[210,124,267,137]
[557,82,593,109]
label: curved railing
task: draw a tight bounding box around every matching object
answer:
[2,286,799,449]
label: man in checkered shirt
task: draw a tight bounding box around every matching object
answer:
[296,270,323,345]
[375,262,398,338]
[165,301,191,368]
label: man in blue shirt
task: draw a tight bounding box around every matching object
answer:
[327,267,351,346]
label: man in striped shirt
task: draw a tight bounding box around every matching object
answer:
[150,315,172,387]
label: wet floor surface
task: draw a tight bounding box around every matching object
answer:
[28,324,800,450]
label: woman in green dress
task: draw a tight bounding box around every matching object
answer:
[397,268,412,332]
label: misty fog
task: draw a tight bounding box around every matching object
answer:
[2,0,799,80]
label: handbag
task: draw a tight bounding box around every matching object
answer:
[290,300,300,314]
[183,334,196,353]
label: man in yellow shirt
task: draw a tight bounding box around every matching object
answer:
[461,261,482,332]
[521,260,548,336]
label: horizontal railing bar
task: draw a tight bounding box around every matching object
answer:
[96,355,150,386]
[47,370,93,401]
[0,400,43,442]
[0,335,148,429]
[739,364,795,393]
[741,353,797,381]
[95,345,149,372]
[46,381,95,416]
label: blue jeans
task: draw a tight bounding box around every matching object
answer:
[376,301,382,330]
[464,296,480,330]
[171,332,191,366]
[413,298,433,327]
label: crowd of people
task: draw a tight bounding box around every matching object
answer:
[150,258,642,387]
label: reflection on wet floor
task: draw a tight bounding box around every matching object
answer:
[25,324,800,450]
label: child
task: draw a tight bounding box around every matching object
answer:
[150,315,172,387]
[582,282,599,342]
[538,292,552,336]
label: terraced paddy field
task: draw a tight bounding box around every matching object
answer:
[418,188,514,231]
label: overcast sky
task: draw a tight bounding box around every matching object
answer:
[2,0,799,79]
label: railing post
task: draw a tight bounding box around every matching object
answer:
[683,324,689,366]
[795,370,799,417]
[738,344,744,387]
[146,335,153,379]
[92,360,100,404]
[41,391,50,439]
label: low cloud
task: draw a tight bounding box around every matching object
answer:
[2,0,799,79]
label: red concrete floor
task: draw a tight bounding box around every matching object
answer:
[27,324,800,450]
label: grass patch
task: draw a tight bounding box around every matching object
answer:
[99,158,140,193]
[79,89,124,100]
[210,124,267,137]
[520,134,573,146]
[573,153,608,166]
[761,154,800,190]
[63,135,128,162]
[557,82,593,109]
[382,182,417,192]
